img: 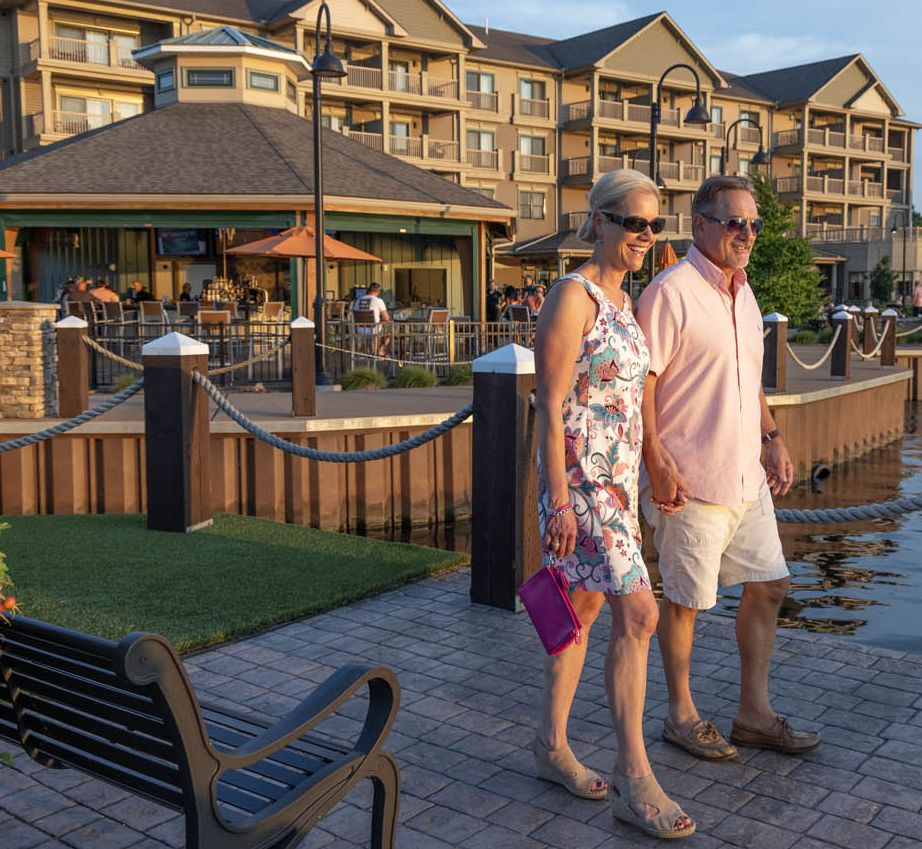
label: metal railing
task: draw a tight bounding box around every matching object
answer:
[773,129,803,147]
[467,90,498,112]
[427,139,459,161]
[346,130,385,152]
[47,35,144,70]
[389,135,423,158]
[467,149,498,169]
[518,152,550,174]
[518,97,549,118]
[563,156,591,178]
[53,110,116,135]
[563,100,593,122]
[849,134,885,153]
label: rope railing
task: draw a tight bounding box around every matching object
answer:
[776,495,922,524]
[0,378,144,454]
[191,370,472,462]
[849,321,890,360]
[895,324,922,339]
[83,335,144,371]
[785,325,841,370]
[317,341,474,368]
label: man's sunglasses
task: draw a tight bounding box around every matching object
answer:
[699,213,764,236]
[599,210,666,234]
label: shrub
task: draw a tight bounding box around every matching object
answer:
[445,364,473,386]
[0,521,16,766]
[340,368,387,390]
[790,330,817,344]
[817,327,834,344]
[113,372,138,392]
[394,366,438,388]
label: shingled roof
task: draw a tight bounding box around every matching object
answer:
[739,55,858,105]
[467,25,558,70]
[546,13,660,70]
[717,71,774,104]
[155,25,299,53]
[0,102,508,212]
[117,0,289,24]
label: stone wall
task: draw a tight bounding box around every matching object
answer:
[0,302,58,419]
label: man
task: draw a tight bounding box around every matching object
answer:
[353,282,391,357]
[912,280,922,318]
[635,175,821,761]
[124,280,152,302]
[485,279,503,322]
[91,279,119,303]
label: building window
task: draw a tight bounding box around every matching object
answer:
[520,78,545,101]
[470,187,495,199]
[186,68,234,87]
[156,69,175,92]
[738,157,751,176]
[709,154,722,175]
[287,80,297,102]
[467,129,495,151]
[248,70,280,92]
[710,105,723,125]
[739,109,760,126]
[519,190,546,220]
[519,134,546,156]
[466,70,494,93]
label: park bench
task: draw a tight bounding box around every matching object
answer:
[0,616,400,849]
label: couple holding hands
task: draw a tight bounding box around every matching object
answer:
[531,171,820,839]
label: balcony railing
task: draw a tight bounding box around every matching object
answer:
[848,134,885,154]
[427,139,459,161]
[53,109,117,135]
[888,146,908,163]
[805,176,845,194]
[807,127,847,148]
[518,97,550,119]
[385,71,458,100]
[808,224,900,243]
[387,70,421,96]
[563,99,593,122]
[560,211,586,231]
[467,90,498,112]
[847,180,883,198]
[47,35,144,70]
[21,112,44,139]
[328,64,383,90]
[773,129,803,147]
[598,99,623,121]
[466,149,498,169]
[517,152,550,174]
[19,39,40,66]
[389,135,423,158]
[709,122,725,139]
[772,176,802,194]
[342,129,461,165]
[563,156,591,178]
[739,126,762,144]
[887,189,907,204]
[345,130,385,152]
[626,102,651,123]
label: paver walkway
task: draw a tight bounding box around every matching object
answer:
[3,569,922,849]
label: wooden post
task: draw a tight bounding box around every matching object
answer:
[761,312,787,393]
[880,308,898,367]
[55,315,88,418]
[291,316,317,417]
[862,306,879,355]
[830,310,853,381]
[142,332,212,533]
[470,344,539,610]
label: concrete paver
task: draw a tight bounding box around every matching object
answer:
[3,568,922,848]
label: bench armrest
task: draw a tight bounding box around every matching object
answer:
[217,663,399,771]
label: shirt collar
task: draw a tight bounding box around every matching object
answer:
[686,244,749,294]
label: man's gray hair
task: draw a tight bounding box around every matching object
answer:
[691,175,757,216]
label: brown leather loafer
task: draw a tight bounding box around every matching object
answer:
[663,718,738,761]
[730,716,821,754]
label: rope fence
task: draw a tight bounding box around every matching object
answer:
[83,335,143,372]
[0,378,144,454]
[191,370,472,463]
[316,342,474,368]
[776,495,922,524]
[849,322,890,360]
[785,325,841,370]
[895,324,922,339]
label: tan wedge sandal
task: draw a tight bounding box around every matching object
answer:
[532,737,608,800]
[609,770,696,840]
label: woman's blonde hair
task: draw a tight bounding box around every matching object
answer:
[575,169,660,243]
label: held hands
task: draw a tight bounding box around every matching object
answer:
[764,438,793,496]
[544,508,578,558]
[649,450,693,515]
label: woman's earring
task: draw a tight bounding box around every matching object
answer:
[595,231,603,245]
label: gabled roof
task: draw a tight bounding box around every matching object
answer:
[105,0,292,24]
[740,55,858,105]
[156,25,298,52]
[545,13,659,70]
[0,102,509,216]
[370,0,484,48]
[265,0,408,37]
[466,25,558,70]
[715,71,774,105]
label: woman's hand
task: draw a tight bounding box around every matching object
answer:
[544,509,578,558]
[648,450,692,515]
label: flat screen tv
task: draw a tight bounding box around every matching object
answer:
[157,229,207,256]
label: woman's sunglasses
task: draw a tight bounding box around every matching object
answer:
[599,210,666,234]
[700,213,764,236]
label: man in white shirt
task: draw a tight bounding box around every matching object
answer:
[352,282,391,356]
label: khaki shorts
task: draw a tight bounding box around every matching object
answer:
[641,479,789,609]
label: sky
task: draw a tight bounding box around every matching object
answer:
[448,0,922,203]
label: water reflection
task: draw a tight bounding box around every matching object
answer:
[362,403,922,651]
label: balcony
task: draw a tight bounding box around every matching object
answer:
[327,63,383,90]
[52,109,121,136]
[560,211,586,231]
[386,71,459,101]
[563,152,703,188]
[848,134,886,156]
[22,36,146,72]
[888,189,908,205]
[561,97,715,137]
[772,176,802,195]
[847,180,883,199]
[805,175,846,195]
[773,129,803,148]
[466,90,498,112]
[466,149,499,170]
[342,129,461,165]
[516,97,550,120]
[888,146,909,164]
[515,151,551,175]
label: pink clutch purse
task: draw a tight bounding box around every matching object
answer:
[518,564,582,656]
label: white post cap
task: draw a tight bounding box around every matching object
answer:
[834,304,848,312]
[832,310,853,320]
[473,343,535,375]
[863,306,879,315]
[55,315,88,329]
[291,316,315,329]
[763,312,788,323]
[142,331,209,357]
[881,308,899,317]
[847,305,861,312]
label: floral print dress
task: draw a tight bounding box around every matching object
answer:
[538,273,651,595]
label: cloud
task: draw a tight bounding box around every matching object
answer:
[449,0,632,39]
[700,33,854,74]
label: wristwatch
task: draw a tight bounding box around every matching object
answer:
[761,428,781,444]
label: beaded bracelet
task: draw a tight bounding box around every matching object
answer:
[547,502,573,518]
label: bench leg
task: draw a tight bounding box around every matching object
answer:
[369,752,400,849]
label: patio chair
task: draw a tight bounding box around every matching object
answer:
[177,301,199,323]
[261,301,284,320]
[140,300,169,326]
[507,304,533,346]
[214,300,239,320]
[66,301,92,321]
[198,310,232,375]
[425,307,451,364]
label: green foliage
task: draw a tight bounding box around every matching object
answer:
[790,330,817,344]
[747,174,825,327]
[341,367,387,390]
[913,209,922,228]
[394,366,438,388]
[113,372,137,392]
[0,522,12,766]
[445,364,473,386]
[870,255,897,304]
[817,327,834,344]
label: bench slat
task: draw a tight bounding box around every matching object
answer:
[2,617,117,662]
[207,721,331,783]
[2,636,122,688]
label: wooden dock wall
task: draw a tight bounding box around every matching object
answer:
[0,422,472,531]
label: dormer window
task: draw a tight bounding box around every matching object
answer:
[248,71,280,93]
[186,69,234,87]
[156,70,175,92]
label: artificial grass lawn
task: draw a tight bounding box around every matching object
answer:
[0,513,468,652]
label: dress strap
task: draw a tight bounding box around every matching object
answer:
[556,272,603,306]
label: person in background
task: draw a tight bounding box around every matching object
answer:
[353,282,391,357]
[524,283,547,316]
[70,278,93,302]
[912,280,922,318]
[486,279,503,322]
[91,279,119,303]
[124,280,152,303]
[179,282,194,302]
[500,285,522,321]
[58,279,75,317]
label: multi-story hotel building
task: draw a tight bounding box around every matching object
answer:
[0,1,916,295]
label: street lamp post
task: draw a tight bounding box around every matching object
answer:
[648,63,710,279]
[891,211,909,305]
[720,118,770,176]
[311,1,346,382]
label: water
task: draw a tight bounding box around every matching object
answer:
[365,403,922,651]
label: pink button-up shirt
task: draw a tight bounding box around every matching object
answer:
[636,244,765,506]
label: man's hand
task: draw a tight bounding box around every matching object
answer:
[648,449,693,514]
[764,438,794,497]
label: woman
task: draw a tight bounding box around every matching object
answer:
[532,169,694,839]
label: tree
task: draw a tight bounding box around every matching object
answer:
[869,255,896,303]
[747,174,825,327]
[913,209,922,228]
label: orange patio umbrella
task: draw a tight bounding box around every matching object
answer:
[225,225,382,262]
[656,240,679,274]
